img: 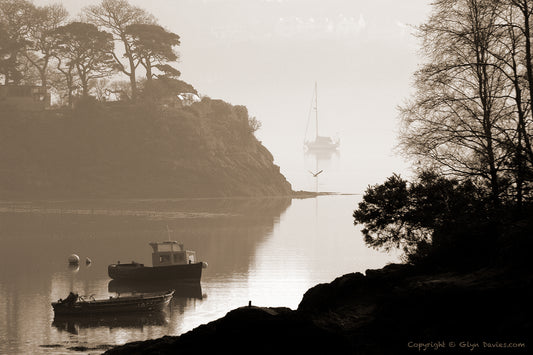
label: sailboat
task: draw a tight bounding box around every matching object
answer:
[304,82,340,152]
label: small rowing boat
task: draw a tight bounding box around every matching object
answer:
[51,290,174,315]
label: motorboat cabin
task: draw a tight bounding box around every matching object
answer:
[150,241,196,267]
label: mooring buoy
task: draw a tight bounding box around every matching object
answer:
[68,254,80,265]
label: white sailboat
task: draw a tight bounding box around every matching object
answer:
[304,82,340,152]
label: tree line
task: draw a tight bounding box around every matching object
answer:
[354,0,533,267]
[0,0,181,106]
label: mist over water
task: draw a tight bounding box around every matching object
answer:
[2,1,429,353]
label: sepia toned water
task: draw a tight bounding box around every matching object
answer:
[0,194,398,355]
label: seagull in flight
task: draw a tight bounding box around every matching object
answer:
[309,170,323,177]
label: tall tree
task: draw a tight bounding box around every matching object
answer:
[0,0,35,83]
[53,53,77,107]
[125,24,180,83]
[489,1,533,206]
[0,21,11,82]
[399,0,511,208]
[508,0,533,129]
[503,0,533,166]
[53,22,115,99]
[83,0,154,100]
[24,3,68,88]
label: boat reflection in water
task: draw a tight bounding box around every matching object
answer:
[108,279,203,300]
[52,311,169,335]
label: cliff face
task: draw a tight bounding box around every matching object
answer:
[0,98,292,199]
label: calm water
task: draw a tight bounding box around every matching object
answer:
[0,194,398,355]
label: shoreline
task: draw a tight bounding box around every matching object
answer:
[103,262,530,354]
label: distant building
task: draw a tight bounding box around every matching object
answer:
[0,85,51,111]
[159,92,201,108]
[177,92,201,106]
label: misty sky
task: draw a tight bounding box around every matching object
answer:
[35,0,432,192]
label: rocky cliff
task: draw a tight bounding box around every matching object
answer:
[0,98,292,199]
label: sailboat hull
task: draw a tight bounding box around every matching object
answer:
[305,136,340,151]
[304,82,340,152]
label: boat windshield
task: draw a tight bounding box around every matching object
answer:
[156,244,183,252]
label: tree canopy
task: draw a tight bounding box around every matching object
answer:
[83,0,155,100]
[53,22,114,99]
[355,0,533,266]
[0,0,184,106]
[399,0,533,208]
[125,23,180,82]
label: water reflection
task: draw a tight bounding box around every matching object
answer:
[304,149,340,193]
[52,311,169,335]
[0,196,398,355]
[0,197,292,355]
[108,280,203,299]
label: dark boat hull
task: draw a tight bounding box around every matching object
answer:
[108,262,203,281]
[52,291,174,315]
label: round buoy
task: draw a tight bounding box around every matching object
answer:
[202,262,208,269]
[85,257,92,265]
[68,254,80,265]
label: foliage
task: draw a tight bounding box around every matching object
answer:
[83,0,156,100]
[0,0,34,83]
[248,116,262,134]
[353,171,490,264]
[139,77,197,102]
[0,0,184,107]
[399,0,533,208]
[125,23,180,82]
[23,3,68,86]
[53,22,115,98]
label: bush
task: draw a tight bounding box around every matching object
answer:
[353,171,495,268]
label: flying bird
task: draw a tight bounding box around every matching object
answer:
[309,170,323,177]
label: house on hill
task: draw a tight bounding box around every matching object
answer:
[0,85,51,111]
[159,92,201,108]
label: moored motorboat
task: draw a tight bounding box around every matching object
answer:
[51,290,174,315]
[108,241,207,282]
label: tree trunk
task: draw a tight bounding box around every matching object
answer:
[122,34,137,101]
[518,0,533,164]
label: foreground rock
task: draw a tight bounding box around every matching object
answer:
[104,263,531,354]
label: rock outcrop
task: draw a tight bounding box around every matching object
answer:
[104,263,531,354]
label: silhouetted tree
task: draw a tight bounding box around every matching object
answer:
[399,0,512,209]
[0,0,34,83]
[24,3,68,87]
[125,23,180,83]
[53,22,114,99]
[353,172,489,262]
[83,0,155,100]
[53,53,77,107]
[154,63,181,80]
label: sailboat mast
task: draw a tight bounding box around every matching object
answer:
[315,81,318,139]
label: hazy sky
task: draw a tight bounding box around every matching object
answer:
[35,0,432,192]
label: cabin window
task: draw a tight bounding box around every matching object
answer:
[159,255,170,263]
